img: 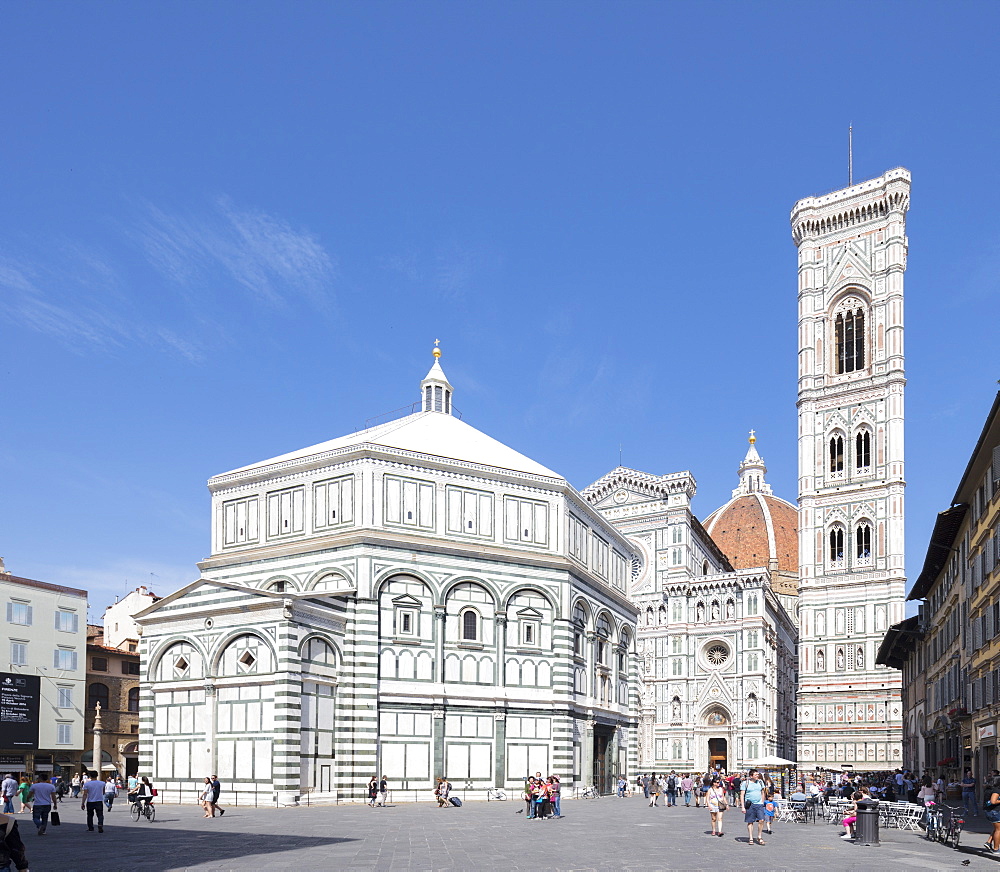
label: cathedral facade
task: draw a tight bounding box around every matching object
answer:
[791,168,910,767]
[584,438,798,773]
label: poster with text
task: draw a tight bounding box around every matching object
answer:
[0,673,40,748]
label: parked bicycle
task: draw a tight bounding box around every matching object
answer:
[581,784,600,799]
[925,802,962,848]
[486,787,507,801]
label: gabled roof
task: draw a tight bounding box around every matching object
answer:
[214,411,560,481]
[907,504,968,601]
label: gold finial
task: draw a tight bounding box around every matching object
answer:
[432,338,441,359]
[748,429,756,444]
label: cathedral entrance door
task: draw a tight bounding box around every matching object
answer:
[709,738,728,773]
[593,727,612,794]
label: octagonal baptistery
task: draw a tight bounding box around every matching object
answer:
[703,435,799,598]
[134,346,640,806]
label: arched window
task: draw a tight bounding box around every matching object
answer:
[829,435,845,473]
[702,560,709,576]
[856,523,872,560]
[88,682,109,710]
[461,609,478,641]
[829,527,845,562]
[835,307,865,373]
[573,603,587,655]
[855,431,871,469]
[127,686,140,713]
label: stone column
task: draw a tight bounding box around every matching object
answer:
[582,718,595,788]
[434,607,446,681]
[203,683,218,777]
[494,711,506,787]
[495,613,507,686]
[92,702,103,775]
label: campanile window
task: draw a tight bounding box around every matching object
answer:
[835,308,865,373]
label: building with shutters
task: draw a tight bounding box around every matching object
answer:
[133,347,639,803]
[1,561,88,777]
[879,392,1000,778]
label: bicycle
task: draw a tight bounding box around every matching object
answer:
[942,807,964,849]
[486,787,507,801]
[129,799,155,822]
[581,784,600,799]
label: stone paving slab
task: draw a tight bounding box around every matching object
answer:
[14,796,1000,872]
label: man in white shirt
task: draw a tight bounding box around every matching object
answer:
[80,770,106,832]
[29,774,57,835]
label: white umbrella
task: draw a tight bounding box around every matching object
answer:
[750,755,797,767]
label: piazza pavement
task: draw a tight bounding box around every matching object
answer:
[17,793,1000,872]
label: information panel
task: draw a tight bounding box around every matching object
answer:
[0,673,40,749]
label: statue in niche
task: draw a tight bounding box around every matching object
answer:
[696,602,705,622]
[711,601,720,620]
[856,647,864,669]
[747,696,757,718]
[816,649,825,671]
[726,600,735,619]
[836,648,845,670]
[706,711,727,727]
[672,698,681,720]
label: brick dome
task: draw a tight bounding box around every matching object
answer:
[702,433,798,573]
[703,492,798,573]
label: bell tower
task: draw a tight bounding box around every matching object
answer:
[791,168,910,769]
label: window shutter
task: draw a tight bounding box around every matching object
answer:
[53,649,60,669]
[5,602,11,622]
[993,445,1000,485]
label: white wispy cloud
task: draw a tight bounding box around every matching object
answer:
[0,197,338,360]
[135,197,337,312]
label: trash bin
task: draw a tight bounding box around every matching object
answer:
[855,799,880,847]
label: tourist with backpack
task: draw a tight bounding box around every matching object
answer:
[665,772,678,807]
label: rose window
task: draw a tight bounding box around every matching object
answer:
[706,644,729,666]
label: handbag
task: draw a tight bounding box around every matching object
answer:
[50,810,61,826]
[151,788,158,796]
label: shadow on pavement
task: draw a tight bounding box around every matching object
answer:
[20,812,359,872]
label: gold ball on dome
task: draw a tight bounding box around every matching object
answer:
[432,348,441,359]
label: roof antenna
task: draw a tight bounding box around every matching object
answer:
[619,443,622,467]
[848,124,853,187]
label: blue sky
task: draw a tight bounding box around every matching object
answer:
[1,1,998,619]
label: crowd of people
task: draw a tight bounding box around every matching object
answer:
[521,773,561,819]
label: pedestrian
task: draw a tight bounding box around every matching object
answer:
[0,812,29,872]
[15,779,30,815]
[840,791,861,840]
[642,773,650,799]
[71,774,81,799]
[209,775,224,817]
[127,774,138,795]
[707,777,728,837]
[199,778,214,817]
[522,777,535,817]
[681,773,693,807]
[103,777,117,811]
[80,769,107,833]
[0,777,16,816]
[962,769,979,817]
[742,768,768,846]
[435,777,450,808]
[666,771,678,807]
[617,775,627,798]
[378,775,388,807]
[548,776,561,818]
[367,776,378,807]
[28,773,57,835]
[648,773,661,807]
[984,782,1000,853]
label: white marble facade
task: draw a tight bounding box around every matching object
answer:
[791,169,909,767]
[583,456,798,774]
[134,354,638,802]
